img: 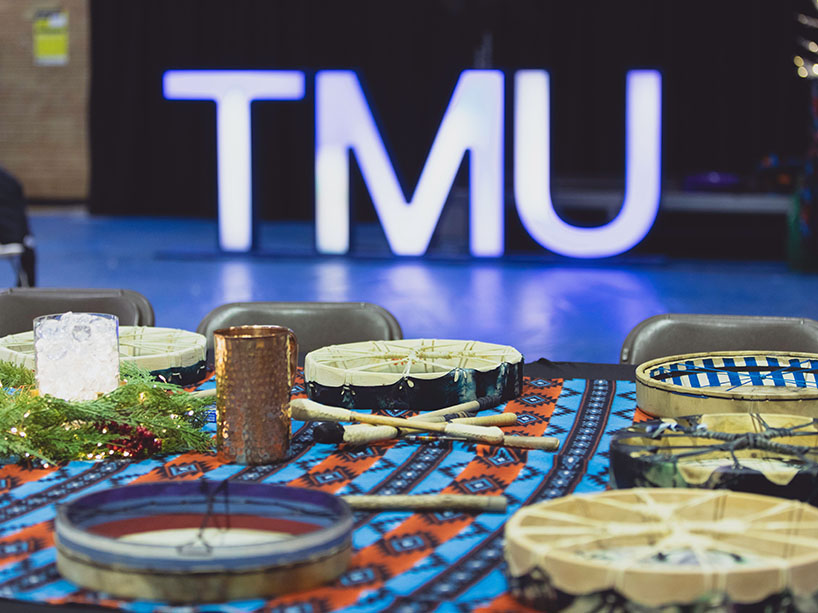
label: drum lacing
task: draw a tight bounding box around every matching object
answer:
[608,491,742,596]
[643,419,815,464]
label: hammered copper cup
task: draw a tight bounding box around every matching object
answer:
[214,325,298,464]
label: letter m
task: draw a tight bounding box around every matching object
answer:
[315,70,504,256]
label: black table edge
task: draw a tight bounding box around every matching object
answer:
[525,359,636,382]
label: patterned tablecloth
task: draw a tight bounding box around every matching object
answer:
[0,369,640,612]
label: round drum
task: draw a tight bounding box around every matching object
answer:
[0,326,207,385]
[505,488,818,612]
[610,413,818,504]
[55,481,353,603]
[635,351,818,418]
[304,338,523,410]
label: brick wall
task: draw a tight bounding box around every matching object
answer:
[0,0,89,200]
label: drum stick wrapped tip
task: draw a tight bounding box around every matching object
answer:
[313,421,347,444]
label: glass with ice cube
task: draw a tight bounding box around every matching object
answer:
[34,312,120,401]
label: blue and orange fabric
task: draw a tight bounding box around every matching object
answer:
[0,373,638,612]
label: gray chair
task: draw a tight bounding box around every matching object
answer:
[197,301,403,366]
[0,287,155,337]
[620,313,818,365]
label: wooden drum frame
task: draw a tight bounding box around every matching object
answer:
[635,351,818,419]
[54,481,354,603]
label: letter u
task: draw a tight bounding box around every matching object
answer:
[513,70,662,258]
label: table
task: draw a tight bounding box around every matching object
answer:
[0,360,639,612]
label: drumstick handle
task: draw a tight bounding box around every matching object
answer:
[342,494,507,513]
[417,395,502,420]
[190,388,216,399]
[350,412,514,431]
[450,413,517,427]
[338,413,516,445]
[405,433,560,451]
[501,435,560,450]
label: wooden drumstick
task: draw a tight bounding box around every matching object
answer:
[290,398,506,444]
[441,413,517,426]
[309,395,506,445]
[403,433,560,451]
[495,435,559,450]
[410,395,503,419]
[316,413,517,445]
[341,494,507,513]
[190,388,216,399]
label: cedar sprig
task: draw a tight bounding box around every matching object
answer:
[0,360,213,466]
[0,360,35,389]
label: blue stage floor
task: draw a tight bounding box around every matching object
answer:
[21,208,818,364]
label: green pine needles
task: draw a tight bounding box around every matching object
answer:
[0,361,214,466]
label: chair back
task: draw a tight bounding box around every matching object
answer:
[0,288,155,337]
[197,301,403,366]
[620,313,818,364]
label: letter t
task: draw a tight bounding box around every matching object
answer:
[164,70,305,252]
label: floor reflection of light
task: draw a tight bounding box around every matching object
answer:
[468,267,503,326]
[379,264,443,301]
[36,215,818,366]
[316,261,668,361]
[510,266,666,361]
[377,263,449,333]
[218,261,254,303]
[313,261,352,301]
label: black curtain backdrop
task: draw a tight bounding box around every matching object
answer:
[88,0,807,220]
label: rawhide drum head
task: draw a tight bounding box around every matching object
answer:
[504,488,818,611]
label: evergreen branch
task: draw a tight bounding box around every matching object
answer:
[0,361,215,465]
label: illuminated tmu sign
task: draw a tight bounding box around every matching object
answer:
[164,69,661,258]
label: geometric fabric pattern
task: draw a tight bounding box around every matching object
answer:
[0,373,638,612]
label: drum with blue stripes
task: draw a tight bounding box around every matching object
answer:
[635,351,818,418]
